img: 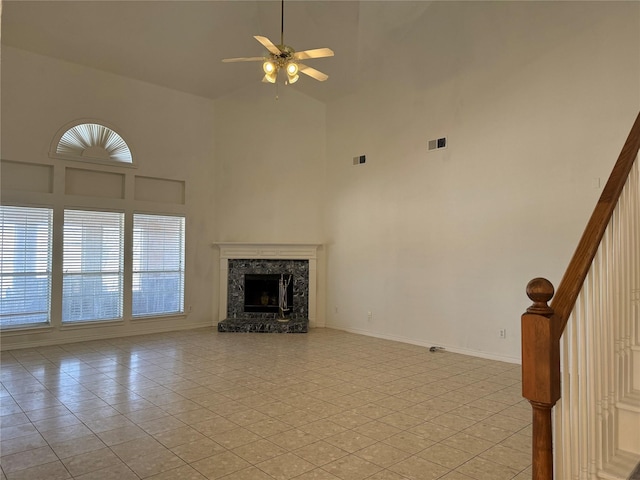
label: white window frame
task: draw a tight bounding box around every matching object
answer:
[0,205,53,328]
[132,213,185,318]
[62,209,125,324]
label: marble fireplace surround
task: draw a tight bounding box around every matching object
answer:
[215,243,320,326]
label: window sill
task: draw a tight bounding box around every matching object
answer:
[1,316,185,334]
[131,313,186,323]
[0,324,54,335]
[60,319,125,330]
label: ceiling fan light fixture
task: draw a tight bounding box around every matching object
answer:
[263,60,276,74]
[286,61,298,76]
[264,71,277,83]
[287,73,299,84]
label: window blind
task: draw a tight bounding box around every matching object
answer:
[0,206,53,327]
[62,209,124,323]
[132,213,185,317]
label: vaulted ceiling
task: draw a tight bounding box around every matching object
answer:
[1,1,436,103]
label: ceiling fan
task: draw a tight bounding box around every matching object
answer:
[222,0,334,85]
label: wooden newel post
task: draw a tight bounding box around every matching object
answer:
[521,278,561,480]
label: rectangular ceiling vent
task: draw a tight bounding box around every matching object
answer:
[428,137,447,151]
[353,155,366,165]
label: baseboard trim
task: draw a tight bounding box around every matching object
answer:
[325,324,521,364]
[0,321,214,350]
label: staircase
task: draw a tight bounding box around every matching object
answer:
[606,382,639,479]
[521,112,640,480]
[602,251,640,479]
[614,342,640,462]
[617,344,640,455]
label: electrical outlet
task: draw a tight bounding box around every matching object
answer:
[499,328,506,339]
[367,311,373,322]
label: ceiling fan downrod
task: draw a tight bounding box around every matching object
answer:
[280,0,284,46]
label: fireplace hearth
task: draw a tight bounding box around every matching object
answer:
[217,316,308,333]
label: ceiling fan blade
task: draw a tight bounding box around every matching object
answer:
[254,35,282,55]
[298,64,329,82]
[222,57,264,63]
[294,48,335,60]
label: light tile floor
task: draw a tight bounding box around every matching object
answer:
[0,328,532,480]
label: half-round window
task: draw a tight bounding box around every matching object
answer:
[51,121,133,164]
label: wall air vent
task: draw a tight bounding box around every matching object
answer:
[353,155,366,165]
[428,137,447,151]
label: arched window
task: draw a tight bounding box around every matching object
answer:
[50,120,133,164]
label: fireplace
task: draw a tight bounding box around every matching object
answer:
[215,243,320,332]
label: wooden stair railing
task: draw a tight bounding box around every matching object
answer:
[521,111,640,480]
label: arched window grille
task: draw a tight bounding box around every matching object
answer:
[51,121,133,164]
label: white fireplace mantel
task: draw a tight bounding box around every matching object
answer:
[214,243,321,326]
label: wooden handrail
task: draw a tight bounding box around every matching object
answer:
[521,111,640,480]
[552,111,640,337]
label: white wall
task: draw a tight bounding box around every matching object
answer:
[1,47,218,348]
[213,84,326,243]
[323,1,640,362]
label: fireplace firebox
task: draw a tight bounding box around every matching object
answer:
[244,274,293,313]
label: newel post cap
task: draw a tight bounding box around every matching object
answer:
[525,277,555,316]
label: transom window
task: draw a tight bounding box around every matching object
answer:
[52,122,133,164]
